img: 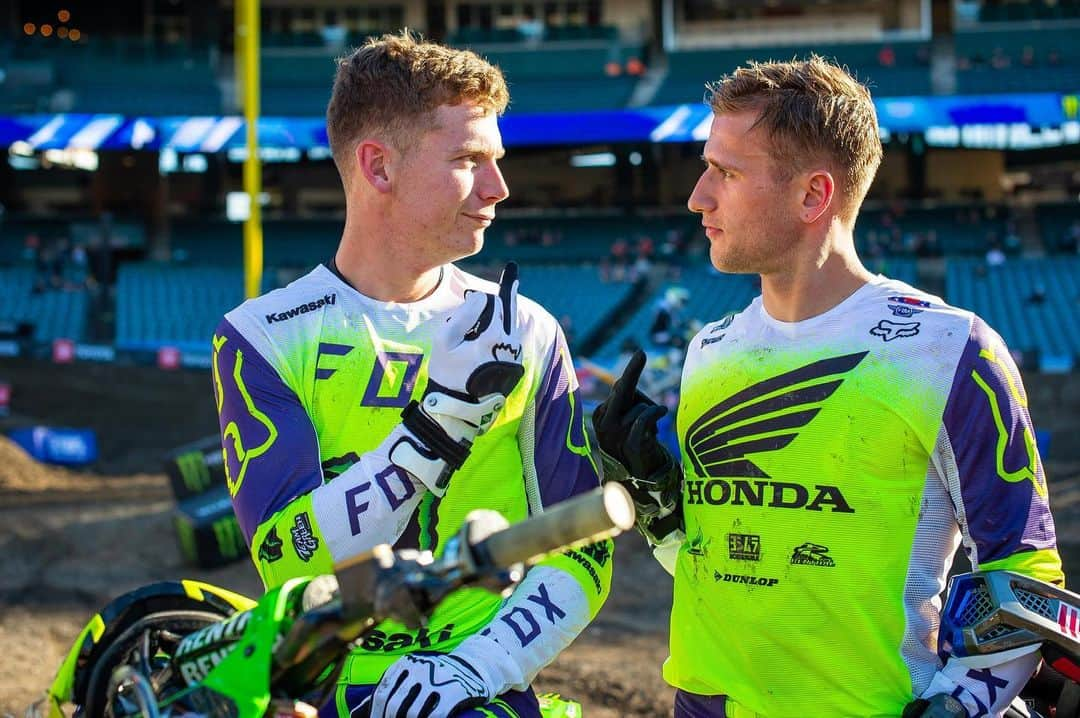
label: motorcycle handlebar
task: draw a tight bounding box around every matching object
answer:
[471,483,635,570]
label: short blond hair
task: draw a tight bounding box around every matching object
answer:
[706,55,883,221]
[326,31,509,177]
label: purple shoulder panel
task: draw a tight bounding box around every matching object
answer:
[531,329,600,507]
[213,317,323,542]
[941,317,1056,565]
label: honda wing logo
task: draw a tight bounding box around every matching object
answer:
[684,352,868,481]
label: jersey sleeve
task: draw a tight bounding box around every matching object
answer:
[936,316,1062,584]
[523,327,612,619]
[213,316,425,588]
[212,317,324,544]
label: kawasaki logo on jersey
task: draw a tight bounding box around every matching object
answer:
[265,293,336,324]
[359,624,455,652]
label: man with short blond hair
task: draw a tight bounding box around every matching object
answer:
[595,56,1060,717]
[214,32,610,718]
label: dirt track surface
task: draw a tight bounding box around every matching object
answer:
[0,357,673,717]
[1,357,1077,718]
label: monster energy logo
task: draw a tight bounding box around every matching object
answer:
[175,450,212,494]
[212,517,244,560]
[175,516,199,564]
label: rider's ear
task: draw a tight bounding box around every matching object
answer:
[356,140,393,194]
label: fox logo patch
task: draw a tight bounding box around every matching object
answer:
[870,320,920,342]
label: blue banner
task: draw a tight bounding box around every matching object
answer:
[1,93,1076,151]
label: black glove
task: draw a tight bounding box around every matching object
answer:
[902,694,969,718]
[592,349,683,544]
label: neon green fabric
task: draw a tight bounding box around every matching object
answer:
[662,277,1061,716]
[215,264,611,693]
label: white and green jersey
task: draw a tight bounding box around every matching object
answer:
[212,261,610,694]
[665,275,1061,717]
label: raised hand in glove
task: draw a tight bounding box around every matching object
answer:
[592,348,683,544]
[368,652,491,718]
[390,263,525,496]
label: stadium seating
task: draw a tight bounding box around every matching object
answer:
[477,213,696,263]
[651,40,931,106]
[594,267,760,359]
[260,53,337,116]
[856,205,1012,256]
[1035,202,1080,254]
[0,59,55,113]
[45,39,221,115]
[169,218,341,268]
[503,264,636,349]
[0,218,73,263]
[0,267,88,342]
[977,1,1080,23]
[953,26,1080,94]
[449,24,620,46]
[475,45,642,113]
[115,264,243,353]
[256,36,642,116]
[945,257,1080,364]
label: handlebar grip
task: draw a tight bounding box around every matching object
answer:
[472,483,635,569]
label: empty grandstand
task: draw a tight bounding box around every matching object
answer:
[946,257,1080,370]
[0,0,1078,375]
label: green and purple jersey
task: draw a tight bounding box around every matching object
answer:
[212,262,610,689]
[665,275,1061,716]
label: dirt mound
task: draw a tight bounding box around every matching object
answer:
[0,435,168,506]
[0,359,673,716]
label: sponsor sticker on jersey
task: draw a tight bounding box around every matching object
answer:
[1059,603,1080,639]
[684,352,867,481]
[291,512,319,561]
[870,319,920,342]
[359,624,456,652]
[887,296,930,308]
[685,479,854,513]
[790,542,836,567]
[258,527,283,563]
[265,293,336,324]
[728,533,761,561]
[581,540,611,567]
[714,571,779,587]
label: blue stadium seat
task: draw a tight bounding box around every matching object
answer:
[594,267,759,359]
[651,41,931,106]
[115,264,243,353]
[945,257,1080,362]
[0,267,88,342]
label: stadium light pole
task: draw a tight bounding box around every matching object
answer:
[237,0,263,299]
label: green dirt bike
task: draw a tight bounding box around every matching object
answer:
[31,485,635,718]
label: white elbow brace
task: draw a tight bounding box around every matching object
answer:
[392,390,505,496]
